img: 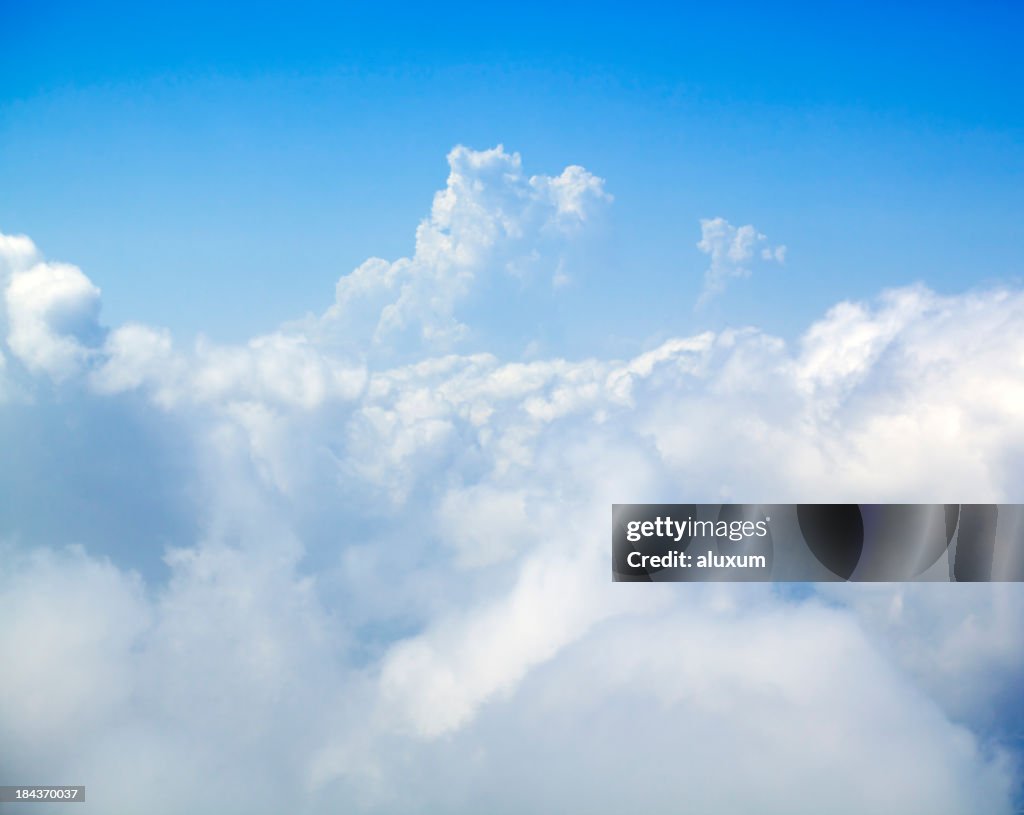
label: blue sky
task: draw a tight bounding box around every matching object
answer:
[2,1,1022,351]
[2,4,1024,813]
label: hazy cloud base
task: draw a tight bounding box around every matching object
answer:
[1,146,1022,814]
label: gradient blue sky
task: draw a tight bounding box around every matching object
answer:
[3,1,1022,352]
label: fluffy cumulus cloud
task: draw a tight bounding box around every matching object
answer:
[323,144,610,354]
[696,216,786,305]
[0,232,40,277]
[0,232,103,382]
[1,147,1023,814]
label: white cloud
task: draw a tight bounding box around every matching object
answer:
[323,144,611,354]
[5,260,103,380]
[0,546,149,752]
[354,279,1024,737]
[436,484,533,569]
[696,216,786,305]
[1,145,1023,814]
[0,232,41,278]
[90,323,181,400]
[819,582,1024,726]
[490,597,1017,815]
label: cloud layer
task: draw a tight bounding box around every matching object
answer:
[1,146,1022,814]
